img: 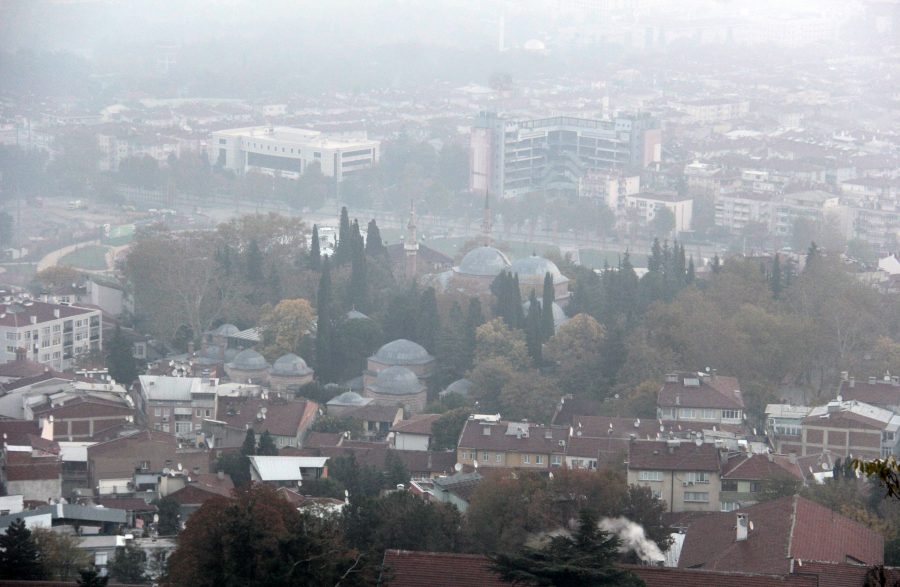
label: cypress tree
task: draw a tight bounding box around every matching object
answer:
[415,287,440,354]
[541,272,555,341]
[349,231,368,312]
[365,219,386,259]
[711,254,722,274]
[257,431,278,456]
[648,238,663,273]
[335,206,351,265]
[464,297,484,368]
[771,254,782,299]
[384,283,419,342]
[315,257,336,382]
[436,302,468,386]
[525,290,543,366]
[240,429,256,456]
[687,256,696,284]
[310,224,321,270]
[107,324,138,386]
[512,274,525,329]
[245,239,263,282]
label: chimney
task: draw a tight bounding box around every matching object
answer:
[53,308,60,318]
[217,470,225,481]
[29,315,37,325]
[788,452,797,464]
[736,513,749,542]
[14,347,26,362]
[849,377,855,388]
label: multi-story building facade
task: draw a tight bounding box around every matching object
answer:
[209,125,380,182]
[623,192,694,233]
[677,97,750,123]
[457,417,568,470]
[796,400,900,460]
[627,439,722,513]
[657,372,745,427]
[470,112,662,198]
[133,375,219,438]
[0,301,102,371]
[714,191,776,233]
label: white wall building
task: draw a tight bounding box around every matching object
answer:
[209,125,380,181]
[0,301,102,371]
[624,192,694,233]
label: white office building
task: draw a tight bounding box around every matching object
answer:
[0,301,102,371]
[209,125,380,181]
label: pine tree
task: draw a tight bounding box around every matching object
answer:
[335,206,351,265]
[436,302,469,386]
[315,258,336,383]
[240,429,256,456]
[310,224,321,270]
[648,238,663,272]
[384,450,410,487]
[107,543,147,584]
[525,291,543,366]
[711,254,722,274]
[245,239,263,282]
[415,287,440,354]
[0,518,45,580]
[365,219,386,259]
[771,254,782,299]
[541,272,555,341]
[107,324,138,386]
[257,431,278,456]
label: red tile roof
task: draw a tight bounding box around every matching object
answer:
[0,372,73,392]
[380,550,507,587]
[678,496,883,574]
[0,358,50,378]
[0,420,40,445]
[391,414,440,436]
[458,420,568,458]
[722,453,803,481]
[0,300,95,327]
[627,565,817,587]
[217,397,318,438]
[658,373,744,410]
[841,381,900,408]
[628,440,720,472]
[302,431,343,448]
[32,396,133,419]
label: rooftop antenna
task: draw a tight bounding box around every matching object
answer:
[454,463,463,472]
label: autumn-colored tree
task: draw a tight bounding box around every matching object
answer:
[465,472,556,553]
[545,313,606,398]
[32,528,88,580]
[257,298,315,360]
[474,318,529,370]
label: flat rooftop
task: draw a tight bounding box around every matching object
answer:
[213,125,378,150]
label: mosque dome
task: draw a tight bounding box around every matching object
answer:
[373,339,433,366]
[457,246,512,277]
[228,349,269,371]
[212,323,240,337]
[271,353,313,377]
[510,255,567,284]
[371,366,424,396]
[328,391,369,406]
[441,378,473,398]
[523,299,570,330]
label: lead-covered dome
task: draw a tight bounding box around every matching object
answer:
[457,246,511,277]
[212,323,240,337]
[371,366,425,396]
[271,353,313,377]
[523,299,569,330]
[328,391,368,406]
[228,348,269,371]
[440,378,472,398]
[373,339,433,365]
[510,255,567,284]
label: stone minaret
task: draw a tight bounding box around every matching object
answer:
[405,200,419,280]
[481,192,493,246]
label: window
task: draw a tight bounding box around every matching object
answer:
[5,346,13,353]
[686,472,710,484]
[552,455,562,466]
[52,352,60,359]
[680,408,696,419]
[684,492,709,503]
[639,471,663,481]
[721,480,738,492]
[495,453,502,464]
[701,409,717,420]
[723,410,741,420]
[5,332,16,341]
[720,501,740,512]
[749,482,760,493]
[53,325,61,332]
[41,339,49,348]
[195,409,202,417]
[205,409,212,417]
[42,327,50,336]
[536,455,544,465]
[154,407,162,417]
[95,552,108,566]
[482,451,490,461]
[522,454,530,464]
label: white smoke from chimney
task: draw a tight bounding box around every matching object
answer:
[599,517,665,564]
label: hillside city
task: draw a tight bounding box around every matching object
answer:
[1,1,900,586]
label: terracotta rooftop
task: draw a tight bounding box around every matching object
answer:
[840,380,900,409]
[302,431,343,448]
[380,550,507,587]
[0,300,95,327]
[722,453,803,481]
[678,495,883,574]
[391,414,441,436]
[217,396,318,438]
[458,420,568,459]
[628,440,720,472]
[0,358,51,379]
[658,373,744,410]
[0,420,40,445]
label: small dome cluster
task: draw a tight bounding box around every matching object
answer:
[373,339,433,366]
[457,246,511,277]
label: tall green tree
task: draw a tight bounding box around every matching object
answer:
[525,291,543,366]
[107,324,138,386]
[155,496,181,535]
[435,302,470,386]
[32,528,89,581]
[0,518,46,580]
[257,431,278,456]
[76,568,108,587]
[431,408,470,451]
[315,257,337,382]
[335,206,351,265]
[310,224,321,270]
[415,287,440,353]
[541,272,556,341]
[365,219,387,259]
[349,229,369,312]
[107,543,148,584]
[245,238,264,282]
[384,283,419,342]
[491,509,644,587]
[241,428,257,456]
[771,254,783,299]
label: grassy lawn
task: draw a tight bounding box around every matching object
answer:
[59,245,109,270]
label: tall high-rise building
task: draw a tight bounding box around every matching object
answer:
[469,112,661,198]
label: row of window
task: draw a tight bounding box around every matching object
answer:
[460,450,562,466]
[659,407,742,420]
[153,407,213,418]
[638,471,709,483]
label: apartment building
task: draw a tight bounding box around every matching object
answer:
[456,417,568,470]
[797,399,900,460]
[209,125,380,181]
[470,111,662,198]
[133,375,219,438]
[714,191,776,233]
[677,97,750,123]
[626,439,722,513]
[623,192,694,233]
[0,301,102,371]
[657,372,745,428]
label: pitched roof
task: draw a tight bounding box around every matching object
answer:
[0,373,73,392]
[380,550,507,587]
[0,419,40,445]
[94,498,157,512]
[342,403,404,424]
[658,373,744,410]
[628,440,720,472]
[31,396,133,419]
[458,420,568,458]
[552,396,605,426]
[0,358,50,379]
[248,455,329,482]
[394,450,457,475]
[217,396,318,437]
[302,431,343,448]
[722,453,803,481]
[626,565,816,587]
[0,300,95,327]
[391,414,440,436]
[678,496,883,574]
[840,381,900,409]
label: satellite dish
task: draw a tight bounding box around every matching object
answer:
[454,463,462,472]
[344,489,349,497]
[659,425,665,432]
[162,468,171,476]
[473,460,479,469]
[705,366,711,372]
[614,394,620,400]
[749,521,754,531]
[177,463,183,471]
[694,437,703,447]
[261,406,268,414]
[752,428,757,436]
[548,472,554,480]
[153,514,159,523]
[821,462,829,470]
